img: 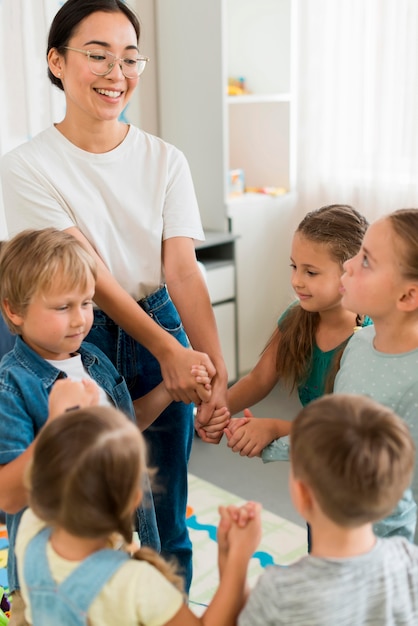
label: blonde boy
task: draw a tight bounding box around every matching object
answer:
[239,394,418,625]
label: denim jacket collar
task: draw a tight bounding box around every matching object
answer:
[12,335,98,387]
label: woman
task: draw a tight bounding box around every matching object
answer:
[0,0,228,593]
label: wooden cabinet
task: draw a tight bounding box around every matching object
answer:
[156,0,298,374]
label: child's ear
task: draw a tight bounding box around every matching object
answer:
[2,299,24,327]
[398,283,418,312]
[289,471,315,518]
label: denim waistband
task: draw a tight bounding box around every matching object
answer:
[138,284,169,314]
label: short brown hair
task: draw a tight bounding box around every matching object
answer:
[0,228,97,334]
[290,394,415,527]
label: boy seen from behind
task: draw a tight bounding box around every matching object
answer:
[239,394,418,625]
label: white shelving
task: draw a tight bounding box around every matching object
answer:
[155,0,298,375]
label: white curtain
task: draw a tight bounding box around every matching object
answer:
[2,1,417,229]
[0,0,65,237]
[0,0,65,156]
[295,0,418,223]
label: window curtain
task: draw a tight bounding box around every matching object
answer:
[295,0,418,222]
[0,0,65,156]
[0,1,65,237]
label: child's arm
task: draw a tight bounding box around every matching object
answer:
[227,328,280,416]
[0,378,100,513]
[225,409,291,457]
[162,502,262,626]
[134,365,212,431]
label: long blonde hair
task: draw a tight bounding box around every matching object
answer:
[28,406,185,596]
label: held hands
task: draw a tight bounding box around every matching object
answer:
[192,362,230,444]
[225,410,285,457]
[194,404,231,443]
[48,378,100,420]
[217,501,262,573]
[159,344,216,405]
[192,364,213,403]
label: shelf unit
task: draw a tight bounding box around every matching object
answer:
[156,0,298,374]
[195,231,239,384]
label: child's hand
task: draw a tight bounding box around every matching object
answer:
[48,378,100,420]
[225,411,282,457]
[195,405,230,442]
[217,501,262,572]
[191,364,212,403]
[225,416,250,434]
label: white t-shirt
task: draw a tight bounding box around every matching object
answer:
[0,125,204,300]
[238,537,418,626]
[46,353,112,407]
[16,509,183,626]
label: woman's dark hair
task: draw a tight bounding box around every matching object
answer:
[274,204,369,392]
[47,0,141,91]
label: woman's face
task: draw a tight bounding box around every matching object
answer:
[50,11,140,125]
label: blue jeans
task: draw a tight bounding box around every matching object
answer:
[87,286,195,592]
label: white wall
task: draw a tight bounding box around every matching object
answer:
[131,0,159,135]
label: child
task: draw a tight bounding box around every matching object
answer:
[0,228,211,623]
[238,393,418,625]
[335,208,418,543]
[197,204,371,459]
[15,405,262,626]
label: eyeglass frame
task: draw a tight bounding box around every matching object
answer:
[62,46,149,78]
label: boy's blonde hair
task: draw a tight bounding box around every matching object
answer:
[28,406,185,596]
[0,228,97,334]
[290,394,415,527]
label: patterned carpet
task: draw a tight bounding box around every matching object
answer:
[187,473,307,615]
[0,474,307,621]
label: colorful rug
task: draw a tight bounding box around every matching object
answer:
[187,473,307,615]
[0,474,307,621]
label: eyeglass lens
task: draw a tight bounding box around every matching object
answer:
[88,49,147,78]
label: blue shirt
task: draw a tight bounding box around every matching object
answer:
[0,336,135,592]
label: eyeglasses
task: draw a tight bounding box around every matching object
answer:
[63,46,149,79]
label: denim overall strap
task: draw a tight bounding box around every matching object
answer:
[24,527,130,626]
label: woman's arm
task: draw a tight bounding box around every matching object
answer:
[66,227,216,405]
[162,237,229,433]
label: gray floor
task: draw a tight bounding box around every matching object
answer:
[189,383,305,527]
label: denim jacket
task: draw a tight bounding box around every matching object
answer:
[0,336,158,592]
